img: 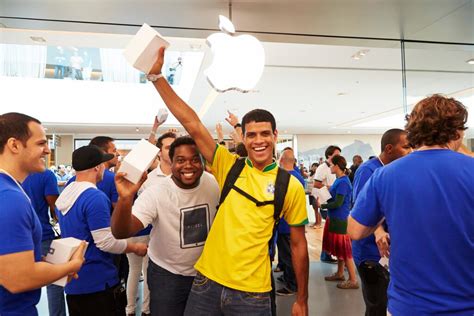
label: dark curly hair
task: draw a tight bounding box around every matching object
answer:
[405,94,468,148]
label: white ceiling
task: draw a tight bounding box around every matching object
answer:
[1,0,473,137]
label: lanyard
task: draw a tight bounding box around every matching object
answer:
[377,156,385,167]
[0,169,32,202]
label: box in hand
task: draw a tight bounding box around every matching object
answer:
[157,108,168,124]
[44,237,88,287]
[123,23,170,74]
[118,139,159,184]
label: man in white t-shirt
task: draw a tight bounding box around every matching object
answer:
[127,131,176,316]
[111,136,220,316]
[314,145,341,263]
[139,131,176,194]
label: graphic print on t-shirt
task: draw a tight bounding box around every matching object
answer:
[180,203,210,249]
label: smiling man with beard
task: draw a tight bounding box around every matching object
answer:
[111,136,220,316]
[143,47,309,316]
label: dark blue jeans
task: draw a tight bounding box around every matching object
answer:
[147,260,194,316]
[184,272,271,316]
[276,234,297,292]
[41,239,67,316]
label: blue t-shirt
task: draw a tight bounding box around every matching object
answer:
[327,175,352,220]
[351,149,474,315]
[351,157,383,265]
[278,170,305,234]
[22,170,59,241]
[0,173,42,316]
[68,169,118,205]
[58,188,118,295]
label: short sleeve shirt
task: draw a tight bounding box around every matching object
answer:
[351,150,474,314]
[0,173,42,315]
[194,145,308,292]
[22,170,59,241]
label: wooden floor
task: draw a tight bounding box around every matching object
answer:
[305,224,324,262]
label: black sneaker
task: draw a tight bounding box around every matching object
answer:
[276,287,295,296]
[321,257,338,264]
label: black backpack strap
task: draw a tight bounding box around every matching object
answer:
[217,158,246,209]
[273,167,291,222]
[268,167,291,261]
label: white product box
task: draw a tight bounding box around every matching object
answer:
[44,237,88,287]
[123,23,170,74]
[119,139,159,184]
[157,108,168,124]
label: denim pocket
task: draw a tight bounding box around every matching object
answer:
[239,291,271,307]
[191,273,210,293]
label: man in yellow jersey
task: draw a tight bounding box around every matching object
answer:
[146,47,309,316]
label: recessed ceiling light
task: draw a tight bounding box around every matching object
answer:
[351,49,370,60]
[190,44,202,51]
[30,36,46,43]
[467,58,474,65]
[135,127,140,132]
[337,92,348,96]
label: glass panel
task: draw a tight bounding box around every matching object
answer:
[404,42,474,139]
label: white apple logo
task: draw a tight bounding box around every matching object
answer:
[204,15,265,93]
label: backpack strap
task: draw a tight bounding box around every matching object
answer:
[268,167,291,261]
[273,167,291,222]
[217,158,247,210]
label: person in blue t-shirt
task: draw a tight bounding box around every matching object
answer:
[67,136,119,209]
[275,147,305,297]
[22,169,68,316]
[320,155,359,290]
[56,145,147,316]
[351,128,411,316]
[349,95,474,315]
[0,112,85,316]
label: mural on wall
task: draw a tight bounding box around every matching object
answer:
[298,140,375,167]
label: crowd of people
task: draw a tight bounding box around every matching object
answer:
[0,45,473,316]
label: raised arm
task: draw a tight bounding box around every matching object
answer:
[111,172,147,239]
[148,47,216,163]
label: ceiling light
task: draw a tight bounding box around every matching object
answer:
[190,44,202,51]
[467,58,474,65]
[337,92,348,96]
[30,36,46,43]
[351,49,370,60]
[135,127,140,132]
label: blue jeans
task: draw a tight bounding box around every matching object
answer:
[41,240,67,316]
[184,273,271,316]
[147,260,194,316]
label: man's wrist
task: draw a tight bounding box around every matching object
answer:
[146,73,164,82]
[295,294,308,304]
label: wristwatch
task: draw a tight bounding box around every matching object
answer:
[146,74,164,82]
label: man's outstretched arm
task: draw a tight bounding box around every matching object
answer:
[148,47,216,163]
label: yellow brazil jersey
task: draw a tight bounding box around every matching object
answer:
[194,145,308,293]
